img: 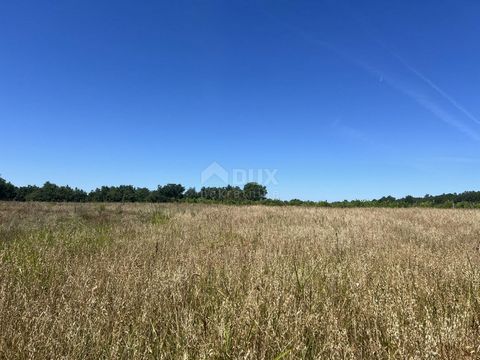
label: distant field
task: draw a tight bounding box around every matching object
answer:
[1,202,479,359]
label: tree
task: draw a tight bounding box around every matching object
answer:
[117,185,137,202]
[378,196,396,203]
[184,187,199,199]
[22,182,86,202]
[135,187,151,202]
[89,186,109,202]
[243,182,267,201]
[25,182,58,201]
[157,184,185,201]
[223,185,243,201]
[0,177,16,200]
[14,185,40,201]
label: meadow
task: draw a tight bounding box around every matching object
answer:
[1,202,479,359]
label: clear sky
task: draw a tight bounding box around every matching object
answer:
[1,0,479,201]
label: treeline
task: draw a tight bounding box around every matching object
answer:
[0,177,267,203]
[285,193,480,209]
[1,176,480,208]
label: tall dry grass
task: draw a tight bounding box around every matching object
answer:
[0,202,479,359]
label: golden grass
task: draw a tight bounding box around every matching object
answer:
[1,202,479,359]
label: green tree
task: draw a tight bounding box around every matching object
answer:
[243,182,267,201]
[0,177,16,200]
[135,187,151,202]
[158,184,185,201]
[14,185,40,201]
[184,187,199,199]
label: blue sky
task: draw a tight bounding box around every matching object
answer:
[1,0,479,201]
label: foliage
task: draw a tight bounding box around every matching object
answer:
[1,176,480,207]
[243,182,267,201]
[0,177,16,200]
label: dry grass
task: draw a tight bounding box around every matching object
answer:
[1,202,480,359]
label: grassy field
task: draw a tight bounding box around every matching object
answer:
[1,202,479,359]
